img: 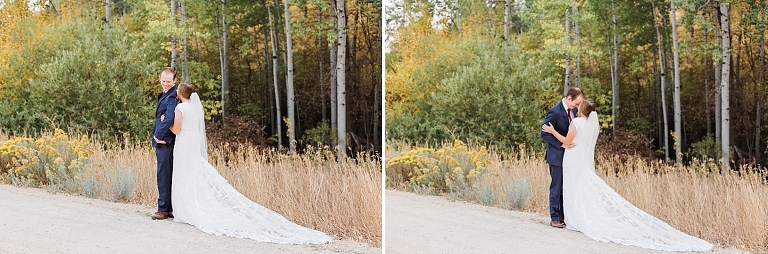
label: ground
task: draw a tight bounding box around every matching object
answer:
[0,185,379,254]
[385,190,748,254]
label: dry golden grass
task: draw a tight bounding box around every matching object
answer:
[58,136,381,246]
[387,144,768,252]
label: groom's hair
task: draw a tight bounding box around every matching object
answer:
[160,67,177,79]
[178,82,196,100]
[566,87,583,100]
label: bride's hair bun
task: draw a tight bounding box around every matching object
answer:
[178,82,196,100]
[581,99,596,116]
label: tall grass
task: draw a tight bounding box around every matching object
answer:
[1,131,381,246]
[92,141,381,246]
[387,143,768,252]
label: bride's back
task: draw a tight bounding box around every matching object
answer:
[174,93,209,160]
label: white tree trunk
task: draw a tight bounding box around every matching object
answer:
[671,0,682,165]
[268,3,282,151]
[504,0,510,47]
[719,1,731,171]
[105,0,111,30]
[713,0,722,144]
[329,1,338,131]
[572,2,581,87]
[652,1,669,161]
[283,0,296,153]
[336,0,347,158]
[181,1,188,82]
[454,0,461,32]
[218,0,230,122]
[170,0,178,69]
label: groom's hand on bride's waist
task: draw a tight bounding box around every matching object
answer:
[562,143,576,149]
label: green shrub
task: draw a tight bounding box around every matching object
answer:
[386,36,552,150]
[0,18,163,140]
[301,120,337,148]
[688,135,721,161]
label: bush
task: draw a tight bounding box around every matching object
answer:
[78,171,100,198]
[386,140,490,195]
[0,129,91,187]
[503,178,530,209]
[301,120,337,149]
[386,34,553,150]
[0,16,163,140]
[687,134,720,161]
[109,167,135,201]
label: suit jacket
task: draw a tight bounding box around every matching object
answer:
[152,85,178,148]
[541,100,578,166]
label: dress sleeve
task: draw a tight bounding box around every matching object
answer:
[572,118,587,131]
[176,102,189,117]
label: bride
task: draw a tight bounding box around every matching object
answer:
[166,82,332,244]
[542,99,713,252]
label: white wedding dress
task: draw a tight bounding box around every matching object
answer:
[171,93,332,244]
[562,112,713,252]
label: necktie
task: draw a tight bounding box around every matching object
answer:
[162,91,166,96]
[567,108,572,122]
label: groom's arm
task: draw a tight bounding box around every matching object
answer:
[153,99,177,140]
[540,109,562,148]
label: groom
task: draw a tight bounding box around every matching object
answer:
[151,67,178,220]
[541,87,583,228]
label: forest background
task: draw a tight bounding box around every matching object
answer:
[0,0,382,155]
[386,0,767,170]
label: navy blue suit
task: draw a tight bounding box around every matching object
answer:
[153,85,177,212]
[540,100,577,222]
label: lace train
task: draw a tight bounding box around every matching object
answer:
[563,113,712,252]
[170,97,332,244]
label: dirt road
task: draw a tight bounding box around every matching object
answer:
[0,185,379,254]
[385,190,747,254]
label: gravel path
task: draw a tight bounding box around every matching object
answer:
[0,185,380,254]
[385,190,748,254]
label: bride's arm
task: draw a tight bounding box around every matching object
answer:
[170,109,183,134]
[543,123,577,146]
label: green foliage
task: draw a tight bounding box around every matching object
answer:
[688,135,721,160]
[0,19,163,140]
[301,120,337,148]
[580,78,613,132]
[184,61,222,121]
[387,35,552,149]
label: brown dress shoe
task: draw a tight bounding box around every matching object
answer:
[151,211,171,220]
[168,212,174,219]
[550,220,565,228]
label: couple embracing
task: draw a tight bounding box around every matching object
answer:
[540,87,713,252]
[149,67,331,244]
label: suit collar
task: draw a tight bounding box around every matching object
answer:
[159,85,177,100]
